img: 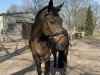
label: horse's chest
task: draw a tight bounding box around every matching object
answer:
[34,40,50,57]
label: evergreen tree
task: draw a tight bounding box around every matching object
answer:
[85,5,94,36]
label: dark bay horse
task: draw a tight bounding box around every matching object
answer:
[29,0,69,75]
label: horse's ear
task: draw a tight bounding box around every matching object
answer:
[55,3,64,12]
[48,0,53,12]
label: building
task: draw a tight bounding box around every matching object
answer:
[0,12,35,42]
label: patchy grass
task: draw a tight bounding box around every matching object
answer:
[93,33,100,38]
[82,33,100,39]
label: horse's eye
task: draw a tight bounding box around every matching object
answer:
[52,38,55,41]
[47,27,49,30]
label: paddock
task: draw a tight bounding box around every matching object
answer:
[0,38,100,75]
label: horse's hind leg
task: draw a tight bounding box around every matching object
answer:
[57,51,66,75]
[58,51,64,68]
[63,47,69,75]
[33,55,42,75]
[57,48,68,75]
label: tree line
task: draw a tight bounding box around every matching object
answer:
[7,0,100,36]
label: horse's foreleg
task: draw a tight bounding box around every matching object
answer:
[45,60,50,75]
[33,55,42,75]
[44,51,51,75]
[29,40,42,75]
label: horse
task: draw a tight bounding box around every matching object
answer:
[29,0,69,75]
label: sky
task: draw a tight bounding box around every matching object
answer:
[0,0,100,13]
[96,0,100,3]
[0,0,22,13]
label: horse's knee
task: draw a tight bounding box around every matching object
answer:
[43,51,50,62]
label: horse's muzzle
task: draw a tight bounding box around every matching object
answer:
[55,42,66,51]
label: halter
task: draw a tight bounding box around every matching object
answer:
[42,13,67,49]
[47,21,67,45]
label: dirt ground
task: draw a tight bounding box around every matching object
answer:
[0,38,100,75]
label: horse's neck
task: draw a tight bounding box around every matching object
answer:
[31,26,42,40]
[31,14,45,39]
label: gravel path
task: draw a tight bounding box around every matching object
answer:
[0,38,100,75]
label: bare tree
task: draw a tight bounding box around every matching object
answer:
[7,4,18,13]
[20,0,33,12]
[62,0,93,31]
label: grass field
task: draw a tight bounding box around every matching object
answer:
[93,32,100,38]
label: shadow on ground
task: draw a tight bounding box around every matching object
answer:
[82,38,100,48]
[0,43,29,63]
[11,64,36,75]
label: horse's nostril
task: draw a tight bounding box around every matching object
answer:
[62,44,64,47]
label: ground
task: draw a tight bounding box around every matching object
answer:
[0,38,100,75]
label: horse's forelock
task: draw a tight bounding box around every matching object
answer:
[35,6,59,20]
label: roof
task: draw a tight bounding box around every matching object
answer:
[0,12,34,16]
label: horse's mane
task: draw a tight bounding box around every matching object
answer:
[31,6,48,36]
[35,6,48,19]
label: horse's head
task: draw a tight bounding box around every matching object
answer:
[35,0,69,51]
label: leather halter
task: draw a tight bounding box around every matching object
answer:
[48,26,67,48]
[42,13,67,47]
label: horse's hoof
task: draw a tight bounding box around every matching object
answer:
[51,68,56,75]
[56,68,67,75]
[52,68,56,71]
[56,71,60,75]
